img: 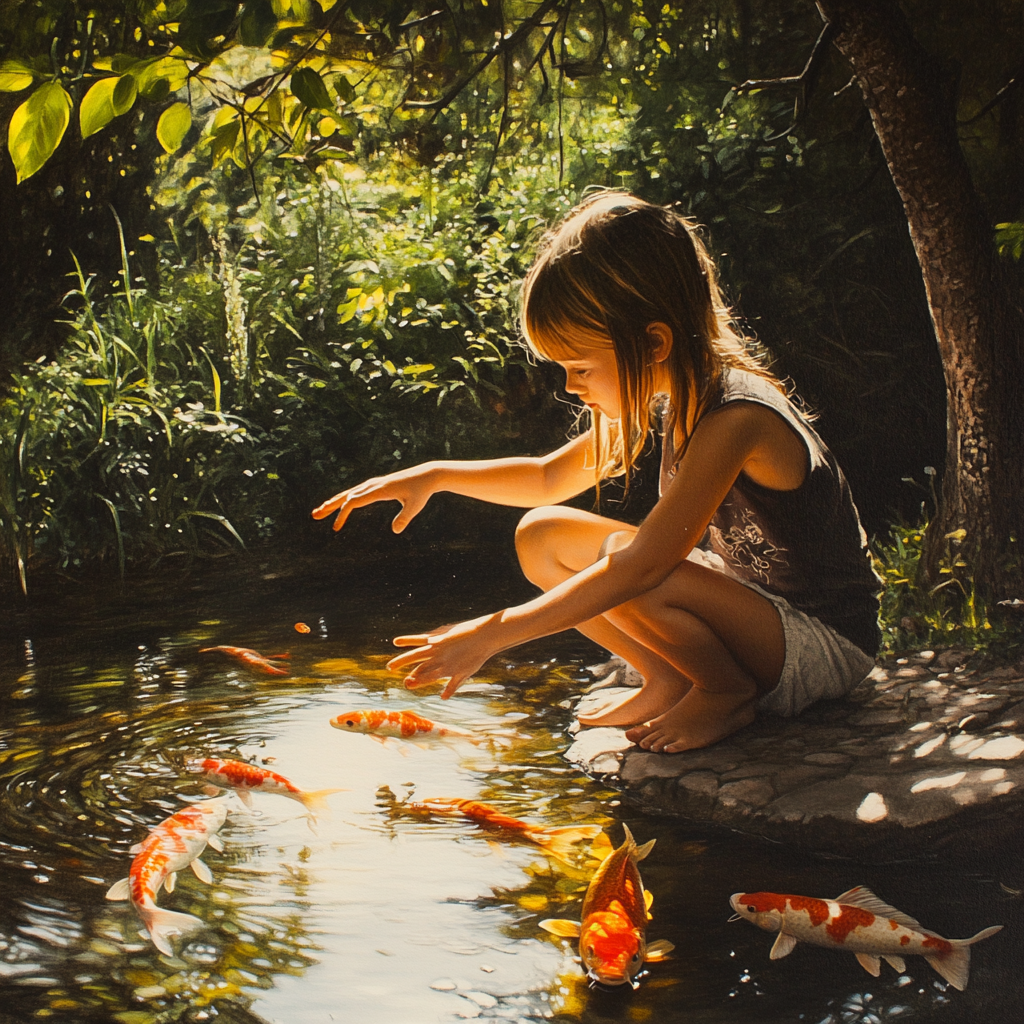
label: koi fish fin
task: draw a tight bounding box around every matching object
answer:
[855,953,881,977]
[883,955,906,973]
[529,824,605,862]
[207,834,225,853]
[128,843,144,855]
[644,889,654,917]
[164,871,177,894]
[634,838,657,862]
[645,940,674,962]
[834,887,922,931]
[235,789,253,809]
[105,877,130,901]
[202,784,222,798]
[191,859,213,884]
[588,832,613,860]
[539,919,582,938]
[142,907,205,957]
[770,931,798,960]
[926,924,1003,992]
[268,653,291,659]
[297,788,347,815]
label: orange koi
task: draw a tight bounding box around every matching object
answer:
[402,797,602,862]
[330,708,480,743]
[106,798,229,955]
[729,887,1002,991]
[185,757,344,816]
[199,646,290,676]
[294,622,311,634]
[541,824,674,988]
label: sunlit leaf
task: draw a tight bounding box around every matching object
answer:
[0,61,35,92]
[291,67,333,110]
[80,78,119,138]
[112,73,138,116]
[157,102,192,153]
[8,82,72,183]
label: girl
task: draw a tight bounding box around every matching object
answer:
[313,192,880,753]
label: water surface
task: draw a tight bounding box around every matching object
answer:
[1,549,1020,1024]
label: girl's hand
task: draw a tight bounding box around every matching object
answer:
[312,465,436,533]
[387,614,502,699]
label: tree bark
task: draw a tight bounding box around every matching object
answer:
[816,0,1024,598]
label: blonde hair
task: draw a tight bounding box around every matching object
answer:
[521,190,783,488]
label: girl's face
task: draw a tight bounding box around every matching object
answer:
[555,341,621,419]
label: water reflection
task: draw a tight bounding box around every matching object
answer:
[1,557,1020,1022]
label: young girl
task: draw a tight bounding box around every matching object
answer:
[313,192,880,753]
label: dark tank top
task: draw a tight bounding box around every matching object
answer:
[660,368,881,656]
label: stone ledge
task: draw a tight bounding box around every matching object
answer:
[565,649,1024,859]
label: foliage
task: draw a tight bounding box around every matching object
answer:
[872,473,1022,655]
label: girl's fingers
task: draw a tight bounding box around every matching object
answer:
[391,635,429,651]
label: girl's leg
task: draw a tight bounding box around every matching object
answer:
[515,506,785,752]
[515,507,695,725]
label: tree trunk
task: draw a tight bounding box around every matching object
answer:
[816,0,1024,599]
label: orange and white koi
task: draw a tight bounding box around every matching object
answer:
[330,708,480,743]
[106,798,229,955]
[402,797,602,862]
[185,757,344,816]
[199,646,290,676]
[729,887,1003,991]
[541,824,674,988]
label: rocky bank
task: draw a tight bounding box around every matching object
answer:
[565,648,1024,858]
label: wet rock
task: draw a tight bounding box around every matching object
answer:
[565,650,1024,859]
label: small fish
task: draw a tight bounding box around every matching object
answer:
[540,824,674,988]
[294,622,311,634]
[729,887,1003,991]
[330,708,481,744]
[185,757,345,816]
[401,797,602,862]
[199,646,290,676]
[106,798,229,955]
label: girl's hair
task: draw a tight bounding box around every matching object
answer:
[520,190,783,487]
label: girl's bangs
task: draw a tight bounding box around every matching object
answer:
[523,317,613,364]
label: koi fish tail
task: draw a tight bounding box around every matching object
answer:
[297,788,348,816]
[141,907,206,957]
[926,925,1003,991]
[528,824,605,861]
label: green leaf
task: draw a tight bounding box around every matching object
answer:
[291,67,333,111]
[400,363,435,376]
[112,73,138,116]
[240,0,278,45]
[333,75,355,103]
[210,118,241,168]
[156,102,192,153]
[80,78,118,138]
[135,56,190,97]
[0,61,35,93]
[8,82,72,183]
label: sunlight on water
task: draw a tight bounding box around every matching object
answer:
[0,556,1019,1023]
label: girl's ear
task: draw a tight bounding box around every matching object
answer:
[646,321,674,363]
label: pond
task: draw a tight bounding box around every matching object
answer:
[1,544,1020,1024]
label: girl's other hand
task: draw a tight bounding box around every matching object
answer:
[312,466,434,533]
[388,614,500,700]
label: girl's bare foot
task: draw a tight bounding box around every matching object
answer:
[624,686,756,752]
[578,674,691,727]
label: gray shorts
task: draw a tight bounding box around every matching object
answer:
[686,548,876,717]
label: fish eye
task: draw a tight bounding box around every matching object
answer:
[345,721,355,727]
[585,945,595,958]
[747,906,756,914]
[631,951,642,963]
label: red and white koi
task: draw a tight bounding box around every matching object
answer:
[106,798,229,955]
[199,646,290,676]
[729,887,1003,991]
[185,757,345,816]
[401,797,602,862]
[541,824,674,988]
[330,708,480,743]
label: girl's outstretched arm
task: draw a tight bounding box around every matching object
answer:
[387,402,805,697]
[312,433,595,534]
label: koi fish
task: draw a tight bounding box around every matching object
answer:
[199,646,290,676]
[540,824,674,988]
[294,622,311,634]
[185,757,345,816]
[402,797,602,862]
[105,798,229,956]
[330,708,481,743]
[729,887,1003,991]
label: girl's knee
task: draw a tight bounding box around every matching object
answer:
[515,506,570,580]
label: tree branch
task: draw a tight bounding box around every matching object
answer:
[959,63,1024,125]
[404,0,564,110]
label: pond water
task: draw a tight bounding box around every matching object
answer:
[1,545,1021,1024]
